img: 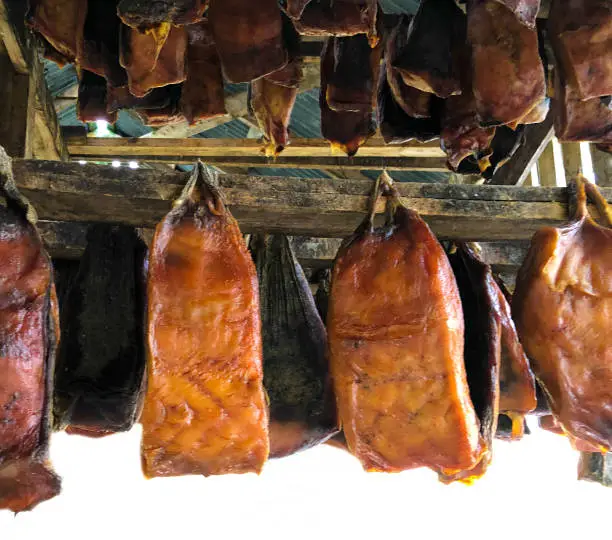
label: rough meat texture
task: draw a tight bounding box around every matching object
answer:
[208,0,287,83]
[386,16,432,119]
[118,0,207,29]
[468,0,546,126]
[320,39,375,156]
[440,243,500,483]
[293,0,377,41]
[513,178,612,451]
[493,0,540,27]
[251,78,297,157]
[141,164,269,477]
[180,21,226,125]
[252,235,337,458]
[0,195,60,512]
[548,0,612,101]
[27,0,86,62]
[328,192,483,473]
[120,25,187,98]
[494,277,536,437]
[326,34,379,113]
[77,0,126,87]
[53,225,147,436]
[553,73,612,144]
[392,0,465,98]
[378,62,441,144]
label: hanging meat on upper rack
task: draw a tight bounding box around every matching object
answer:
[250,235,337,458]
[141,163,269,477]
[283,0,312,20]
[328,172,484,474]
[493,276,536,440]
[385,16,432,119]
[320,37,376,156]
[120,24,187,98]
[106,85,176,117]
[180,20,226,125]
[481,126,526,180]
[0,149,61,512]
[326,34,379,112]
[53,224,147,438]
[208,0,288,83]
[77,70,117,123]
[136,85,185,126]
[513,176,612,451]
[250,15,302,156]
[391,0,465,99]
[118,0,207,30]
[467,0,546,127]
[290,0,378,44]
[377,61,441,144]
[457,0,541,28]
[440,243,501,484]
[436,7,496,173]
[548,0,612,101]
[77,0,126,88]
[27,0,86,64]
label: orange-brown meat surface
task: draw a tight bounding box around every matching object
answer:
[251,78,297,157]
[0,162,60,512]
[548,0,612,101]
[328,177,483,473]
[468,0,546,126]
[120,25,187,98]
[513,177,612,451]
[180,21,226,125]
[27,0,86,62]
[208,0,287,83]
[293,0,377,41]
[118,0,207,29]
[140,164,269,478]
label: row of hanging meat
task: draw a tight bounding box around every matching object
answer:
[27,0,612,175]
[1,153,611,512]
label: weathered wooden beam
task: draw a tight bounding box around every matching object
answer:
[0,1,66,160]
[491,114,555,186]
[591,144,611,187]
[11,159,612,241]
[537,141,557,186]
[561,142,583,183]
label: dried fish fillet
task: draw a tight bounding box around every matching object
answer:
[513,176,612,451]
[328,173,483,473]
[251,235,336,458]
[0,150,60,512]
[141,163,269,477]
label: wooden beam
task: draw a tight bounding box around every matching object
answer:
[491,114,554,186]
[537,141,557,186]
[0,0,28,74]
[561,142,582,183]
[591,144,611,187]
[11,159,612,240]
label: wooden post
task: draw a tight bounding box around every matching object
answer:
[0,41,33,158]
[591,145,611,187]
[537,141,557,187]
[561,143,583,183]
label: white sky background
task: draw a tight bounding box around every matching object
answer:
[1,418,611,540]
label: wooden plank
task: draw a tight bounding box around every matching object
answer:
[10,159,612,241]
[537,141,557,186]
[591,144,611,187]
[0,0,28,74]
[491,114,554,186]
[0,44,31,157]
[561,142,582,183]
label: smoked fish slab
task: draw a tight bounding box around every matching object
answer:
[440,243,501,483]
[252,235,337,458]
[328,174,483,473]
[0,150,60,512]
[141,163,269,477]
[54,225,147,438]
[513,177,612,451]
[208,0,287,83]
[118,0,207,29]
